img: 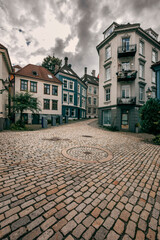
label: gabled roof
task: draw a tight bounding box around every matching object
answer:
[0,43,12,73]
[14,64,62,84]
[82,74,99,86]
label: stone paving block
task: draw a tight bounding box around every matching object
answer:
[37,229,54,240]
[114,219,125,234]
[125,220,136,238]
[82,226,95,240]
[61,220,77,235]
[135,230,145,240]
[1,214,19,228]
[83,215,95,227]
[9,227,27,240]
[41,216,56,231]
[27,216,44,231]
[22,227,41,240]
[72,224,86,238]
[106,230,119,240]
[0,226,11,239]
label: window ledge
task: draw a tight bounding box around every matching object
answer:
[104,101,111,104]
[139,53,145,58]
[139,77,145,81]
[104,57,111,63]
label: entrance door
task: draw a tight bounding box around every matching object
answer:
[121,110,129,130]
[78,109,80,119]
[32,114,39,124]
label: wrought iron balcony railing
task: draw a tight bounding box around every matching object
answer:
[118,44,137,57]
[116,70,137,81]
[117,97,136,105]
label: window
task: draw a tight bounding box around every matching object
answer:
[152,70,156,83]
[152,50,157,63]
[139,86,144,101]
[89,86,92,93]
[105,88,110,101]
[88,107,91,114]
[88,97,91,104]
[122,85,130,98]
[63,93,67,102]
[105,66,111,81]
[20,79,28,91]
[30,81,37,93]
[64,80,67,88]
[69,95,73,103]
[69,81,73,90]
[93,108,96,114]
[82,98,86,108]
[71,109,75,117]
[65,108,70,116]
[78,84,80,93]
[44,84,50,94]
[93,98,97,105]
[94,87,97,94]
[52,85,58,95]
[122,37,130,51]
[139,41,144,55]
[105,46,111,60]
[52,100,58,110]
[103,110,111,126]
[77,96,80,106]
[44,99,50,109]
[122,62,130,71]
[139,63,144,78]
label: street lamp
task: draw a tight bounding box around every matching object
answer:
[146,87,152,99]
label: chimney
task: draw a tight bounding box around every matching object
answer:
[64,57,68,66]
[84,67,87,74]
[54,64,59,73]
[91,70,96,77]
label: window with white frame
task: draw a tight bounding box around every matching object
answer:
[105,46,111,60]
[71,109,75,117]
[69,81,73,90]
[103,110,111,126]
[105,88,110,101]
[139,86,144,101]
[77,95,80,106]
[94,87,97,94]
[152,70,156,83]
[63,79,67,88]
[63,93,68,102]
[93,108,96,114]
[152,50,158,63]
[122,85,130,98]
[89,86,92,93]
[139,63,145,78]
[78,84,80,93]
[93,98,97,105]
[139,41,144,56]
[88,107,91,114]
[82,98,85,108]
[69,94,73,103]
[88,97,91,105]
[105,66,111,81]
[65,108,70,116]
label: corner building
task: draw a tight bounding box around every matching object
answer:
[97,22,160,131]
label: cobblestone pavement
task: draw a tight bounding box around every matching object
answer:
[0,119,160,240]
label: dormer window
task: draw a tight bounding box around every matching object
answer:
[32,71,38,76]
[48,74,53,79]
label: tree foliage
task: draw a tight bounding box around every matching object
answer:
[11,92,41,123]
[139,98,160,135]
[42,55,62,74]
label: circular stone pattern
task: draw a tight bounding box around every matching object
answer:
[62,146,113,163]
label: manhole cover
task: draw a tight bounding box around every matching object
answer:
[62,146,113,163]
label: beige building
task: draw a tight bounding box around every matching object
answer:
[13,64,62,124]
[0,44,12,130]
[81,67,99,118]
[97,22,160,131]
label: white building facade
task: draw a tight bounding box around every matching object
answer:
[97,22,160,132]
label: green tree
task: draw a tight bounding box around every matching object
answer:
[140,98,160,135]
[11,92,41,124]
[42,55,62,74]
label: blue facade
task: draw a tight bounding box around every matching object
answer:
[152,64,160,99]
[56,73,87,119]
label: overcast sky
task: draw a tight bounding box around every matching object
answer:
[0,0,160,77]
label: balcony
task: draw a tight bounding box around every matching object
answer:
[117,97,136,105]
[118,44,136,58]
[116,70,137,82]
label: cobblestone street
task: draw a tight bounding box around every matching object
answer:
[0,119,160,240]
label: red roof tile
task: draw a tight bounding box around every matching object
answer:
[15,64,62,84]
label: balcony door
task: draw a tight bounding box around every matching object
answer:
[122,38,130,51]
[122,85,130,98]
